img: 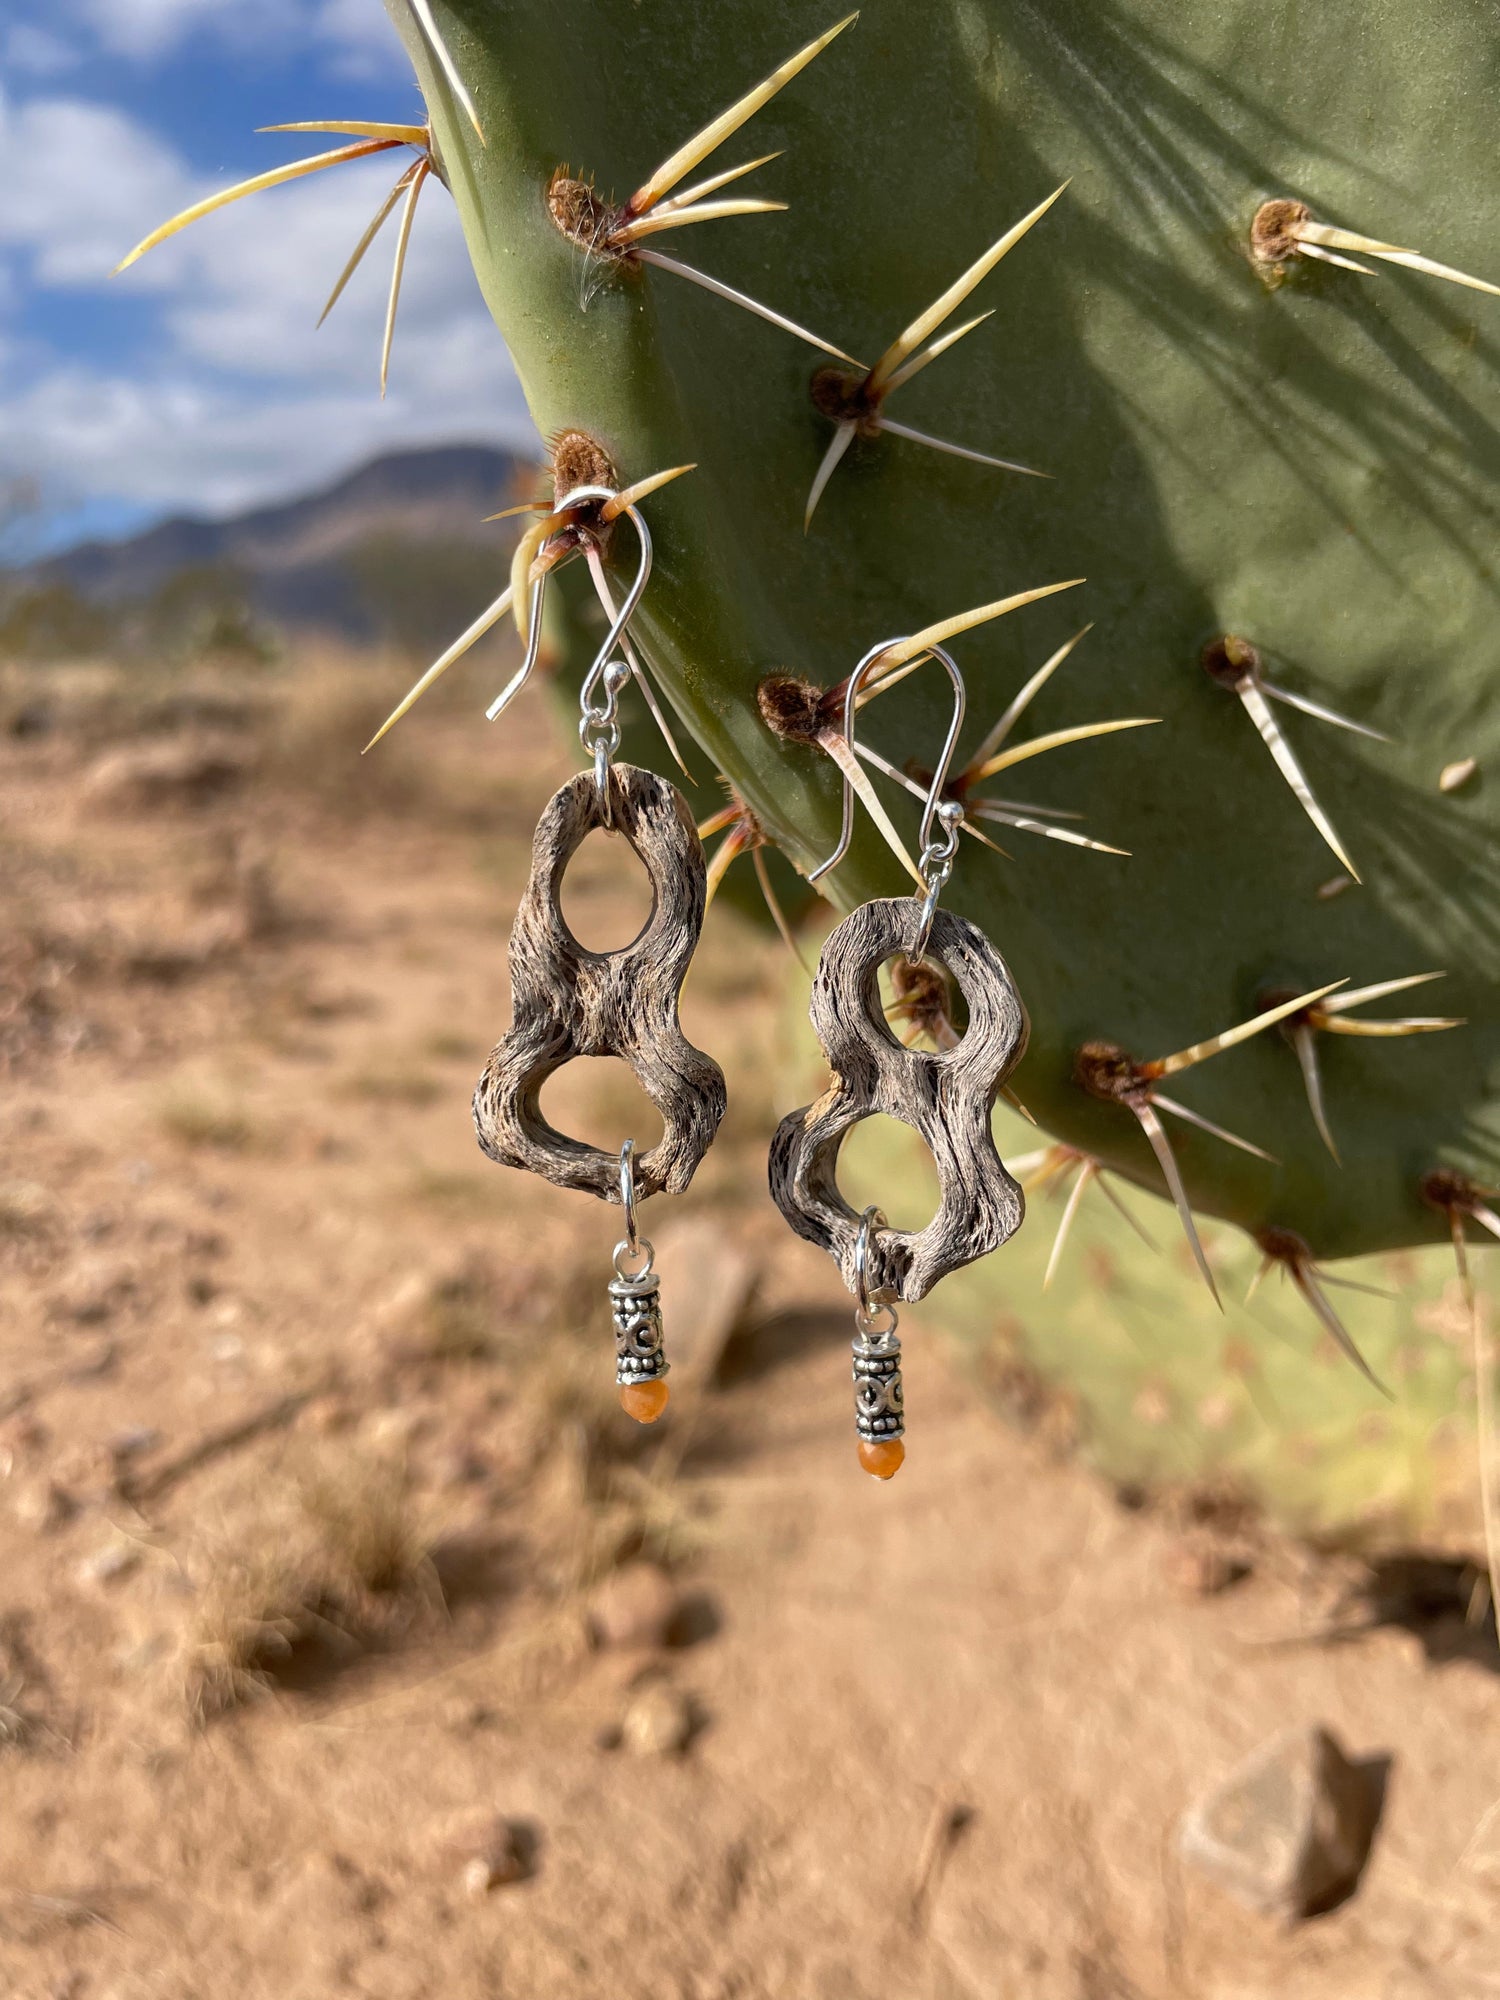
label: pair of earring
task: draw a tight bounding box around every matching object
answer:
[472,482,1028,1478]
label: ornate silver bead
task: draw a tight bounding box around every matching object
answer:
[852,1328,904,1440]
[611,1270,668,1386]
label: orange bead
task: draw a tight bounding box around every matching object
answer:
[619,1378,670,1424]
[858,1437,905,1480]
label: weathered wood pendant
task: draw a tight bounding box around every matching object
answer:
[770,896,1028,1473]
[473,762,726,1422]
[769,898,1029,1302]
[473,762,726,1198]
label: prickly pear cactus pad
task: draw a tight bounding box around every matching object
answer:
[368,1,1500,1263]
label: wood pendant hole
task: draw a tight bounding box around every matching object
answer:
[557,829,657,953]
[537,1057,666,1160]
[835,1115,941,1232]
[878,952,969,1051]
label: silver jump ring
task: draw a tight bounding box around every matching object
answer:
[908,875,944,967]
[615,1137,654,1279]
[854,1204,898,1336]
[588,740,612,824]
[613,1234,655,1282]
[619,1137,643,1256]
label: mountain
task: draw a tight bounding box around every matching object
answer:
[13,443,534,645]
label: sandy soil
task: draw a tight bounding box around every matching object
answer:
[3,660,1499,2000]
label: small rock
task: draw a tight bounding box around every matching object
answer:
[438,1810,532,1894]
[77,1541,142,1588]
[1179,1724,1381,1920]
[13,1478,76,1534]
[0,1411,50,1461]
[650,1220,758,1387]
[589,1562,680,1652]
[0,1180,54,1234]
[8,700,54,740]
[108,1425,161,1462]
[362,1405,427,1452]
[300,1394,354,1436]
[49,1256,135,1326]
[1163,1538,1252,1598]
[620,1678,694,1757]
[369,1270,430,1342]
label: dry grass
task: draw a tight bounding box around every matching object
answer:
[182,1445,434,1720]
[258,647,503,825]
[185,1542,309,1720]
[296,1446,430,1595]
[0,1181,56,1240]
[423,1029,484,1063]
[419,1253,507,1363]
[156,1080,263,1152]
[404,1167,504,1216]
[338,1058,444,1108]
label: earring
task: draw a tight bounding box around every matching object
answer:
[770,638,1029,1477]
[472,484,726,1421]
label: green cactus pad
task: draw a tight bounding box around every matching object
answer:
[386,0,1500,1259]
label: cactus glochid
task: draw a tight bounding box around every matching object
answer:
[123,4,1500,1296]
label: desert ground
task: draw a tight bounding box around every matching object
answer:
[3,650,1499,2000]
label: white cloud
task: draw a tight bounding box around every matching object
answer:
[70,0,406,69]
[1,89,536,519]
[3,347,529,517]
[2,92,186,284]
[80,0,250,59]
[4,24,79,76]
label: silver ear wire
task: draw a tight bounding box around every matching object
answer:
[809,638,968,960]
[484,483,653,743]
[564,484,654,718]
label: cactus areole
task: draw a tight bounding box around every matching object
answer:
[368,0,1499,1262]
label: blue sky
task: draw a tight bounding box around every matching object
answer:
[3,0,534,556]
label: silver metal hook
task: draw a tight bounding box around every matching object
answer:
[563,485,653,717]
[485,572,548,723]
[807,640,967,884]
[484,483,653,729]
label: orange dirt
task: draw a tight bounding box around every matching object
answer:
[1,656,1498,1998]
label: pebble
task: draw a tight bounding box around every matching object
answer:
[49,1257,135,1326]
[1179,1723,1381,1920]
[588,1562,680,1652]
[363,1405,427,1452]
[437,1810,532,1895]
[300,1394,355,1436]
[108,1425,161,1461]
[77,1541,142,1588]
[620,1678,694,1757]
[1163,1538,1252,1598]
[13,1478,77,1534]
[0,1181,53,1232]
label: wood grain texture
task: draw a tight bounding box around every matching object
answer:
[769,900,1029,1301]
[473,763,726,1201]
